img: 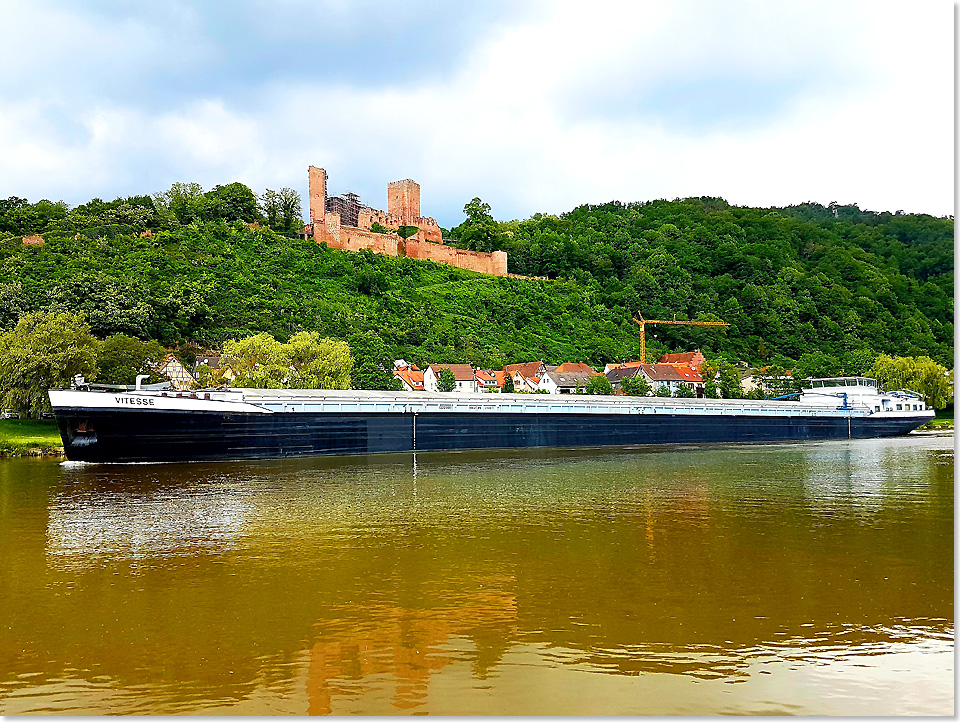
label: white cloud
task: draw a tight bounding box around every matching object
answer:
[0,0,952,224]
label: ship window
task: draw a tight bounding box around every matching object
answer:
[896,404,903,411]
[875,406,881,412]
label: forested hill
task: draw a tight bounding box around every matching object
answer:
[0,189,952,373]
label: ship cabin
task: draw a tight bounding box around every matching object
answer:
[807,376,878,390]
[801,376,928,414]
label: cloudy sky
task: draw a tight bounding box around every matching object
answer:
[1,0,953,227]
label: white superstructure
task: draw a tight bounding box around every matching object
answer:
[799,377,930,417]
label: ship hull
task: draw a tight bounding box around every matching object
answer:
[54,406,930,464]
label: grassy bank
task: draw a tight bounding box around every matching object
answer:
[0,419,64,457]
[920,409,954,430]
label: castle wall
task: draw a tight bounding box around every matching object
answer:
[406,239,507,276]
[313,211,341,247]
[357,207,443,245]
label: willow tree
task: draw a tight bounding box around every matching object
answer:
[222,332,352,389]
[0,312,98,417]
[868,355,952,409]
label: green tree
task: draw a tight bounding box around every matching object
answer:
[193,363,221,389]
[502,373,515,393]
[287,331,353,389]
[260,188,302,232]
[620,375,651,396]
[0,282,29,330]
[348,331,401,390]
[436,367,457,392]
[655,384,672,397]
[47,273,154,338]
[584,374,613,395]
[153,182,205,224]
[222,332,290,388]
[455,198,501,252]
[203,182,261,223]
[222,332,352,389]
[701,357,743,399]
[868,354,952,409]
[674,383,696,398]
[0,312,99,417]
[755,365,800,398]
[397,225,419,240]
[97,334,166,385]
[794,351,842,381]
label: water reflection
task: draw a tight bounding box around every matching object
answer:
[47,479,250,565]
[0,438,952,715]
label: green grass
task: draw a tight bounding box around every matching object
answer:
[0,418,64,456]
[919,409,954,430]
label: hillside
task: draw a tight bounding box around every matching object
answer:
[0,190,952,374]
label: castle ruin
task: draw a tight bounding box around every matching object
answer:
[304,166,508,276]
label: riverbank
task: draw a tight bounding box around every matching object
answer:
[0,419,64,457]
[920,409,954,430]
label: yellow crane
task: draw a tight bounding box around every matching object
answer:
[633,314,731,364]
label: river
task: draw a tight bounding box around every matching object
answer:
[0,435,952,715]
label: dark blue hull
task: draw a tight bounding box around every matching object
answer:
[55,408,929,463]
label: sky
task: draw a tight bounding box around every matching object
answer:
[0,0,953,228]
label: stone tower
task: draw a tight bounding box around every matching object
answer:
[308,166,328,223]
[387,179,420,224]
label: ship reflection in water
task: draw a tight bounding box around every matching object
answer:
[0,437,952,715]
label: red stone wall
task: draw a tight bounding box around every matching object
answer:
[313,212,341,247]
[308,166,327,223]
[406,239,507,275]
[387,179,420,222]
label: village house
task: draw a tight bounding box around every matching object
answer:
[475,369,506,393]
[158,353,194,390]
[393,360,424,392]
[194,352,235,385]
[604,360,643,374]
[638,363,705,396]
[537,362,600,394]
[504,361,546,393]
[604,363,645,392]
[423,364,477,393]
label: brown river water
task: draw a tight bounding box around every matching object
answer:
[0,435,953,715]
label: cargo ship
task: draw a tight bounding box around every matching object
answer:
[48,377,933,463]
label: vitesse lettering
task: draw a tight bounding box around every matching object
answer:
[114,396,156,406]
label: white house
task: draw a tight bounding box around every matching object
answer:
[423,364,477,393]
[536,363,600,394]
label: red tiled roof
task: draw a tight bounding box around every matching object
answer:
[394,367,424,390]
[659,350,705,365]
[429,363,475,381]
[476,369,505,387]
[504,361,545,380]
[672,365,703,383]
[641,364,687,382]
[642,363,703,383]
[556,362,598,375]
[604,361,643,372]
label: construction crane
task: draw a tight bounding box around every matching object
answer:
[633,313,731,364]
